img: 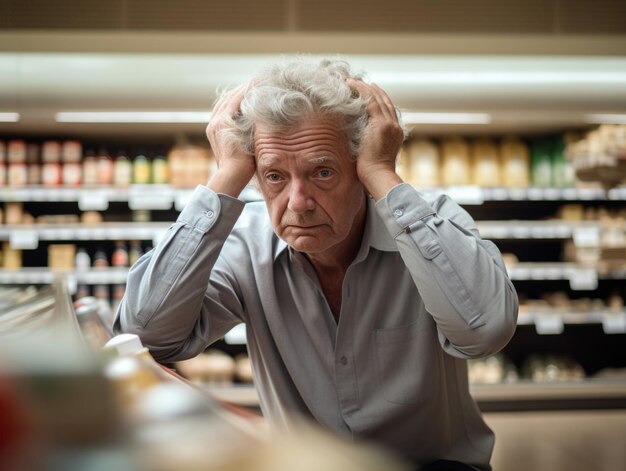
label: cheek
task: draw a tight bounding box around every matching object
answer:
[265,197,287,228]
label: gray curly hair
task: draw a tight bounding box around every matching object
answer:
[218,57,372,159]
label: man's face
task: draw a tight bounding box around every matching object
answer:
[254,115,366,255]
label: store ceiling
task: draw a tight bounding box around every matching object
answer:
[1,24,626,139]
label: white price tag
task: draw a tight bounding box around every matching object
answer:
[79,190,109,211]
[129,186,174,210]
[527,187,544,200]
[601,312,626,334]
[543,188,561,200]
[561,188,578,200]
[508,188,527,200]
[446,186,484,205]
[488,188,509,201]
[573,226,600,248]
[10,229,39,249]
[512,225,531,238]
[569,268,598,290]
[534,314,564,335]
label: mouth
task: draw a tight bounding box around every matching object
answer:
[289,224,322,229]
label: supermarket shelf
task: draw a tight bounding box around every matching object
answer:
[476,220,605,240]
[206,380,626,412]
[506,262,626,289]
[0,267,130,285]
[0,185,262,209]
[471,380,626,412]
[517,309,626,335]
[2,185,626,206]
[1,222,171,249]
[420,185,626,204]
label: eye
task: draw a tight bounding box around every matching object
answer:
[316,168,334,179]
[265,172,283,182]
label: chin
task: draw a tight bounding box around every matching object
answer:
[287,236,333,254]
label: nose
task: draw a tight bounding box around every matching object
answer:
[287,179,315,213]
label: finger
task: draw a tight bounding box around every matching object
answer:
[347,79,386,120]
[368,83,399,123]
[348,79,398,126]
[212,82,247,118]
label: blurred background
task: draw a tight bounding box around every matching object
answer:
[1,1,626,470]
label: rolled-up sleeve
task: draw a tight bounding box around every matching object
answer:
[114,185,246,362]
[375,183,518,358]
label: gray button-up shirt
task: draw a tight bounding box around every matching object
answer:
[115,183,518,470]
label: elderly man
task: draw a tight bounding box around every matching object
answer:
[115,58,518,470]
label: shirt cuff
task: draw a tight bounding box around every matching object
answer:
[177,185,246,233]
[375,183,436,234]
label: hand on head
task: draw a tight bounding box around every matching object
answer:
[345,79,405,194]
[205,83,257,196]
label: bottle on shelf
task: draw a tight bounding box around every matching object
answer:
[82,149,99,187]
[113,149,133,187]
[26,143,41,186]
[92,248,109,269]
[551,138,574,187]
[407,138,440,188]
[62,140,82,187]
[75,247,91,270]
[151,148,169,185]
[41,140,63,187]
[441,137,471,186]
[471,138,501,187]
[2,241,21,269]
[133,149,151,185]
[97,147,114,186]
[530,140,553,187]
[500,136,530,188]
[111,241,129,268]
[7,139,27,187]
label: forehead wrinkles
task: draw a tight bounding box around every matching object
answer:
[254,124,347,156]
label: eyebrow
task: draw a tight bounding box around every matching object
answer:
[308,155,330,164]
[257,154,335,170]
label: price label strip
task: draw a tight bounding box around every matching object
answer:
[445,186,484,205]
[572,226,600,248]
[129,186,174,210]
[10,229,39,250]
[601,312,626,334]
[534,314,565,335]
[79,189,110,211]
[569,268,599,291]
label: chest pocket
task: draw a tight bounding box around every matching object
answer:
[374,315,442,405]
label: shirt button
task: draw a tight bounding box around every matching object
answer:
[340,356,348,365]
[205,210,215,218]
[393,208,404,218]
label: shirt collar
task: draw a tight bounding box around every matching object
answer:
[272,195,397,262]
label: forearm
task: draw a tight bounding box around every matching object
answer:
[206,167,253,199]
[376,184,518,358]
[360,167,404,201]
[114,186,246,360]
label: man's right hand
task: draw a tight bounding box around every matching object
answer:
[205,83,256,197]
